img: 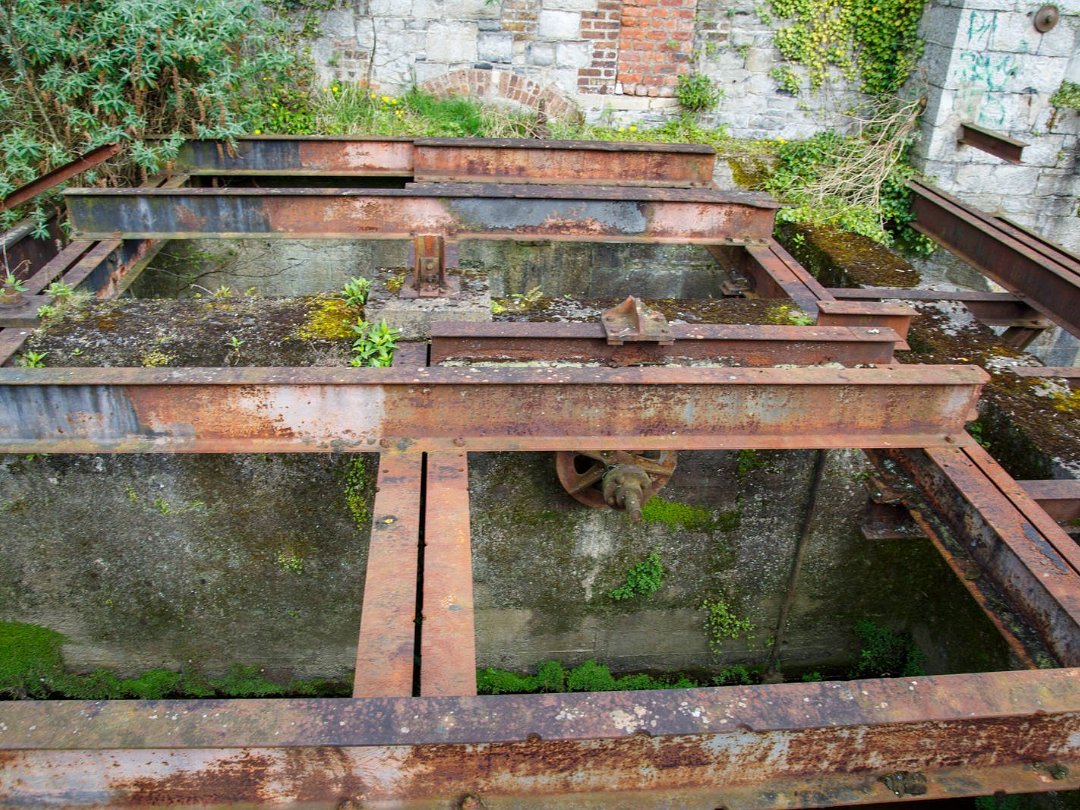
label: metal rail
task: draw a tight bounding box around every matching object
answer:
[2,669,1080,805]
[63,184,778,243]
[908,180,1080,339]
[0,365,986,453]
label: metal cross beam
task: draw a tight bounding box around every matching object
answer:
[63,185,779,243]
[0,365,987,454]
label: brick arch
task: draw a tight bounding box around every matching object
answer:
[419,68,579,121]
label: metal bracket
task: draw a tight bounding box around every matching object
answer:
[601,296,674,346]
[400,234,460,299]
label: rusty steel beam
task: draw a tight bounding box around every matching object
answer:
[0,328,33,366]
[881,446,1080,665]
[420,452,477,697]
[1011,366,1080,380]
[815,300,915,347]
[63,185,779,244]
[3,668,1080,806]
[909,180,1080,338]
[737,242,833,315]
[430,322,901,365]
[1020,479,1080,523]
[0,143,122,213]
[826,286,1024,304]
[414,137,716,187]
[0,365,986,454]
[354,452,423,698]
[174,137,415,176]
[958,123,1028,165]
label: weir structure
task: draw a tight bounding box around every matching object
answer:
[1,136,1079,806]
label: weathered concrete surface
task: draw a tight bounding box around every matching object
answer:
[469,450,1012,677]
[0,453,376,678]
[136,239,725,301]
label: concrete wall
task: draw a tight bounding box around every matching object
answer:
[913,0,1080,250]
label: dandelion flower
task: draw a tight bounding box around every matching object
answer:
[254,129,262,135]
[628,125,637,132]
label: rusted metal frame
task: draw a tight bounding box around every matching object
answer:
[815,299,915,349]
[3,669,1080,806]
[420,452,477,697]
[737,242,833,315]
[174,137,416,176]
[63,185,779,244]
[826,286,1024,303]
[413,137,716,187]
[354,451,424,697]
[879,446,1080,665]
[958,123,1028,164]
[21,239,95,294]
[0,215,65,280]
[1019,480,1080,523]
[996,214,1080,265]
[908,181,1080,338]
[1011,366,1080,379]
[0,295,51,327]
[0,365,987,454]
[0,143,122,213]
[0,328,33,366]
[429,321,901,365]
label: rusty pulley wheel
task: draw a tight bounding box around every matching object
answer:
[555,450,677,511]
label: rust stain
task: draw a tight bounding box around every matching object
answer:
[114,751,276,803]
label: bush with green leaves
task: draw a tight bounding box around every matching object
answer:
[350,319,399,367]
[0,0,308,238]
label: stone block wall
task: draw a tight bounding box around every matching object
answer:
[913,0,1080,250]
[309,0,864,136]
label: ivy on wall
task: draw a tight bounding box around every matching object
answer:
[768,0,926,97]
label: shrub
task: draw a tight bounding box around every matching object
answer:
[675,73,723,114]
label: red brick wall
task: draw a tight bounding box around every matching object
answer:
[578,0,622,95]
[616,0,695,94]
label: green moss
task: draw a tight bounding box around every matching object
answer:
[702,595,753,653]
[343,456,374,531]
[293,296,358,341]
[736,449,766,478]
[641,496,738,533]
[0,621,66,698]
[0,620,349,699]
[477,659,699,695]
[1050,81,1080,111]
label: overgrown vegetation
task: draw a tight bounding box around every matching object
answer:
[350,319,398,367]
[0,0,308,239]
[675,73,723,114]
[763,97,933,252]
[0,621,348,699]
[608,549,665,601]
[768,0,926,97]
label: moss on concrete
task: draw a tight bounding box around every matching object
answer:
[292,295,359,341]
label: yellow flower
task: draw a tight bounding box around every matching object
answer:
[390,98,399,105]
[253,129,262,135]
[381,95,390,103]
[618,126,626,132]
[324,87,332,92]
[332,85,340,93]
[270,102,278,108]
[370,92,377,99]
[628,125,637,132]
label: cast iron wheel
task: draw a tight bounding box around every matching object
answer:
[555,450,677,510]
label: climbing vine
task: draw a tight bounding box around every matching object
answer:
[768,0,926,97]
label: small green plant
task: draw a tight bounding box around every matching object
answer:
[17,350,47,368]
[508,285,544,310]
[224,334,245,365]
[967,420,991,449]
[276,549,304,574]
[476,659,698,695]
[140,350,173,368]
[1050,82,1080,111]
[350,319,399,367]
[701,595,753,653]
[736,449,766,478]
[848,619,925,678]
[770,65,801,95]
[801,671,823,682]
[713,664,756,685]
[340,276,371,308]
[608,549,665,601]
[211,285,233,299]
[45,281,75,298]
[675,73,723,114]
[151,497,172,515]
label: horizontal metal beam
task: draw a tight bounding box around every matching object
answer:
[0,143,122,213]
[413,137,715,187]
[909,180,1080,339]
[0,365,986,453]
[2,668,1080,806]
[1011,366,1080,380]
[175,137,415,176]
[1020,479,1080,522]
[63,185,778,243]
[739,242,833,315]
[430,322,901,365]
[958,123,1028,164]
[826,286,1022,303]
